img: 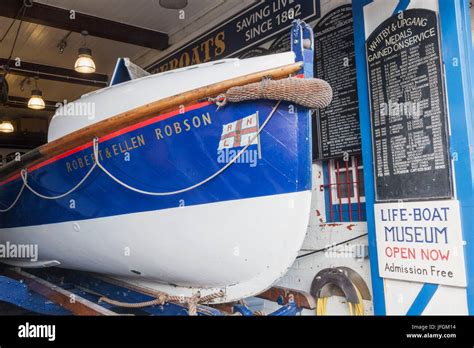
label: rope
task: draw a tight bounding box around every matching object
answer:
[98,290,225,316]
[0,97,283,210]
[1,75,332,209]
[0,3,25,43]
[20,163,97,200]
[3,4,27,75]
[99,294,169,308]
[92,100,282,196]
[209,77,333,110]
[0,182,25,213]
[0,101,280,210]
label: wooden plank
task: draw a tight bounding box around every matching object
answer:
[0,58,108,87]
[92,274,186,302]
[256,286,316,310]
[208,302,235,314]
[3,268,118,316]
[0,62,303,182]
[0,0,169,50]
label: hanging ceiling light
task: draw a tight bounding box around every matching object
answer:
[159,0,188,10]
[28,77,45,110]
[0,121,14,133]
[74,31,96,74]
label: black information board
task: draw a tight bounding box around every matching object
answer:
[314,5,361,160]
[366,9,453,202]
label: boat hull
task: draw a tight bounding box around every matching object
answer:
[0,100,312,302]
[4,191,311,302]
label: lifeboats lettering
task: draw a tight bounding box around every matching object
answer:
[155,113,212,140]
[157,31,225,72]
[65,134,145,173]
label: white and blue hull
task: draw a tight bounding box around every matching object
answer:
[0,52,314,303]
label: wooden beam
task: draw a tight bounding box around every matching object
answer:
[0,58,108,87]
[0,0,169,50]
[6,95,58,111]
[3,268,118,315]
[0,132,47,149]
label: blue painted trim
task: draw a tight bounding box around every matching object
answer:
[110,58,132,86]
[352,0,386,315]
[406,284,439,316]
[291,20,315,77]
[438,0,474,315]
[393,0,411,15]
[268,302,301,316]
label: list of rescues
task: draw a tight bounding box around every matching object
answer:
[366,9,452,202]
[375,201,467,287]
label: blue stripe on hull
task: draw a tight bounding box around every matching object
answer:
[0,101,312,228]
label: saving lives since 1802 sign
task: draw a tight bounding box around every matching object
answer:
[375,200,466,287]
[146,0,320,73]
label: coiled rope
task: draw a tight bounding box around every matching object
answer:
[0,100,281,209]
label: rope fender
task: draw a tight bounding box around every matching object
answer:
[209,77,333,109]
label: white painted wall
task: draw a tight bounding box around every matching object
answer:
[267,162,373,316]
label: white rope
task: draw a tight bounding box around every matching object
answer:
[0,100,281,210]
[20,163,97,200]
[93,100,282,196]
[0,182,26,213]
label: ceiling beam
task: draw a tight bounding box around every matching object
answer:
[0,58,108,87]
[0,0,169,50]
[0,134,47,149]
[5,95,58,111]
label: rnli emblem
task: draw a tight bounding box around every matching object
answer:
[217,113,261,168]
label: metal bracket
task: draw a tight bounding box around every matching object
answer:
[291,20,314,78]
[310,267,372,304]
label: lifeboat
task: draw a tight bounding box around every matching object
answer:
[0,21,332,303]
